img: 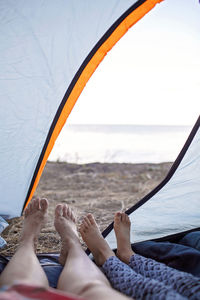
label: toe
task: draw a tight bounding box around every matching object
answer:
[55,204,63,217]
[62,205,67,217]
[68,206,73,219]
[82,220,89,229]
[121,213,126,222]
[63,204,72,219]
[40,198,48,212]
[114,212,122,224]
[79,225,84,234]
[64,205,76,223]
[125,213,130,224]
[71,210,76,223]
[33,198,40,210]
[87,214,96,225]
[84,216,91,226]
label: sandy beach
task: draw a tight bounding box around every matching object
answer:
[1,161,172,256]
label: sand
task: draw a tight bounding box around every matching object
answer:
[1,161,172,256]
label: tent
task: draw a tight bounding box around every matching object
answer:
[0,0,165,218]
[0,0,200,283]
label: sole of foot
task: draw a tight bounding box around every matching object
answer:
[114,212,134,264]
[79,214,114,266]
[21,198,48,244]
[54,204,79,265]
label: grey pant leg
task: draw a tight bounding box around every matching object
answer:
[102,256,185,300]
[129,254,200,300]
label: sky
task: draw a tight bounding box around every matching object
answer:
[67,0,200,126]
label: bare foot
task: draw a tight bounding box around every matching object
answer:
[54,204,80,265]
[114,212,134,264]
[21,198,48,245]
[79,214,115,266]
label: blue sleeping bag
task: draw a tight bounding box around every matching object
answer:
[0,231,200,288]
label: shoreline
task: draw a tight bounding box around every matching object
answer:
[1,161,172,255]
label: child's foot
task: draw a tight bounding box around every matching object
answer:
[79,214,115,266]
[114,212,134,264]
[21,198,48,245]
[54,204,80,265]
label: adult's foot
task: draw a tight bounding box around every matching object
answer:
[21,198,48,245]
[114,212,134,264]
[80,214,115,266]
[54,204,80,265]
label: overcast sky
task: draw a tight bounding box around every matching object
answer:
[68,0,200,126]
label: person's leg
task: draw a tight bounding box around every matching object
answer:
[81,214,185,300]
[54,204,130,300]
[113,211,134,263]
[114,212,200,300]
[0,198,49,288]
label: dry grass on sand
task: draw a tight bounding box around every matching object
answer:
[1,161,172,256]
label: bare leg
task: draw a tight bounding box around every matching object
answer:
[0,198,49,288]
[114,213,200,299]
[81,214,185,300]
[80,214,115,266]
[55,205,130,300]
[114,212,134,264]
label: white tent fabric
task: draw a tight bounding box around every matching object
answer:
[105,122,200,248]
[0,0,144,217]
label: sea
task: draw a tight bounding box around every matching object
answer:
[48,124,192,164]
